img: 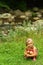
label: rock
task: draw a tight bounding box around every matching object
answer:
[25,10,32,17]
[24,11,32,21]
[33,7,39,12]
[2,13,12,18]
[0,13,12,23]
[8,15,15,22]
[14,9,24,16]
[14,16,23,25]
[0,13,15,24]
[33,20,43,26]
[20,15,26,19]
[33,17,40,21]
[36,12,42,18]
[39,9,43,14]
[4,22,9,25]
[14,15,26,24]
[9,10,14,15]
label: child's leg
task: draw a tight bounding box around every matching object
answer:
[32,56,36,61]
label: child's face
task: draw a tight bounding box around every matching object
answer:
[28,43,33,48]
[26,38,34,49]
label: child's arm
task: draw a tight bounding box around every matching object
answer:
[28,47,38,57]
[33,46,38,56]
[24,48,30,56]
[24,47,38,57]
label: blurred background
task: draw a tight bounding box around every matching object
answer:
[0,0,43,11]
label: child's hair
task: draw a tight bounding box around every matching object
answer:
[26,38,33,46]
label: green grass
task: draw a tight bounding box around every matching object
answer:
[0,32,43,65]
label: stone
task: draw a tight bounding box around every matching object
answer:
[33,17,40,21]
[33,7,39,12]
[33,20,43,26]
[25,10,32,17]
[2,13,12,18]
[14,9,24,16]
[36,12,42,18]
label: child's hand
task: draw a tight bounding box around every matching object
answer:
[27,51,30,54]
[30,51,33,54]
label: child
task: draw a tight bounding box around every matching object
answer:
[24,38,38,61]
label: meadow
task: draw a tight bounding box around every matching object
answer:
[0,28,43,65]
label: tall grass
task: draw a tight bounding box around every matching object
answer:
[0,24,43,42]
[0,29,43,65]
